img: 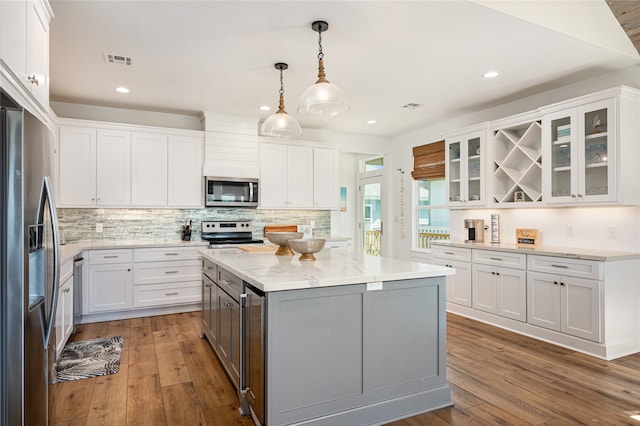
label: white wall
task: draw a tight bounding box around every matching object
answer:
[390,65,640,260]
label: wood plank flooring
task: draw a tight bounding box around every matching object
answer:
[53,312,640,425]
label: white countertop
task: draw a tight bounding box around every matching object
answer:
[200,248,454,292]
[59,240,209,264]
[431,240,640,261]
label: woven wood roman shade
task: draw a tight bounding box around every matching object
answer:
[411,140,445,180]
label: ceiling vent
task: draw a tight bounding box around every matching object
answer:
[103,53,133,66]
[401,103,423,110]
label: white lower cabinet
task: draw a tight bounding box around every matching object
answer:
[431,246,472,307]
[527,271,602,342]
[87,262,133,313]
[83,246,202,319]
[473,264,527,322]
[55,259,74,356]
[132,247,202,308]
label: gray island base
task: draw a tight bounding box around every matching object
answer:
[200,248,454,425]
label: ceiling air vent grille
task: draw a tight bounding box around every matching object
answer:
[103,53,133,66]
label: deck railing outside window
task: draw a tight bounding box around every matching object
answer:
[417,227,450,249]
[365,230,382,255]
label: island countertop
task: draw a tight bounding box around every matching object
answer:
[200,248,454,292]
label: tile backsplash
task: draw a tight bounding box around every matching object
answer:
[58,208,331,243]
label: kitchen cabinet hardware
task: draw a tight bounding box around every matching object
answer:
[104,255,119,259]
[164,270,179,274]
[165,292,179,296]
[551,264,569,268]
[444,251,455,255]
[490,257,503,261]
[27,74,39,85]
[165,252,179,256]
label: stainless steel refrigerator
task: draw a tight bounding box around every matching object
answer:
[1,90,61,425]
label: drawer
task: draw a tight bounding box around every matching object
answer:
[218,267,243,297]
[88,249,133,264]
[133,247,202,262]
[473,249,526,270]
[60,259,74,282]
[133,281,201,308]
[527,255,602,280]
[431,245,472,262]
[133,260,202,285]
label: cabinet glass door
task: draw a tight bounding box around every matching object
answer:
[466,136,482,202]
[549,114,575,200]
[581,103,612,200]
[448,141,461,202]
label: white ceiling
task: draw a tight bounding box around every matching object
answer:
[48,0,639,137]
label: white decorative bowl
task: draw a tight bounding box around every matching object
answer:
[288,238,326,261]
[265,232,304,256]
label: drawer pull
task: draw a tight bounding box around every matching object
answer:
[165,253,179,256]
[444,251,455,255]
[165,292,179,296]
[489,257,503,261]
[103,255,119,259]
[551,264,569,269]
[164,270,179,274]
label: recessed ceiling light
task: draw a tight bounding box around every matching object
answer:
[259,105,271,111]
[366,120,377,124]
[483,71,499,79]
[115,86,130,93]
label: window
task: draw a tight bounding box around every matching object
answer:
[411,140,449,250]
[415,179,450,249]
[364,157,383,172]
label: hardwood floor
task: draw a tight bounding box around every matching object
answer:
[53,312,640,425]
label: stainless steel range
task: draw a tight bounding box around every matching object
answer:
[201,220,263,246]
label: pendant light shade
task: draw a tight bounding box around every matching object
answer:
[297,21,349,117]
[260,63,302,138]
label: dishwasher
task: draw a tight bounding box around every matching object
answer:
[241,282,265,425]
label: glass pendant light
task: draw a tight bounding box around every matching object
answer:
[260,62,302,138]
[297,21,349,117]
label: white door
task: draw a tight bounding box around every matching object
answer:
[358,172,384,256]
[131,132,168,206]
[96,129,131,206]
[58,126,97,206]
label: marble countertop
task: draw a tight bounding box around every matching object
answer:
[431,241,640,261]
[200,248,454,292]
[59,240,209,264]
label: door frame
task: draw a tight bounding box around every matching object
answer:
[357,170,386,256]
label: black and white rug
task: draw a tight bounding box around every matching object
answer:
[55,336,124,383]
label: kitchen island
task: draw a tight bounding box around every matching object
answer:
[200,248,454,426]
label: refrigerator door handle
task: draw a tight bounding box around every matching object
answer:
[38,176,60,348]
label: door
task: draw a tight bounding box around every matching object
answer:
[359,173,384,256]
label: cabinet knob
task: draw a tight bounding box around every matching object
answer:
[27,75,39,86]
[554,281,559,285]
[560,282,565,286]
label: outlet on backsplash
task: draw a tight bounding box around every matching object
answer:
[96,223,103,233]
[298,225,312,238]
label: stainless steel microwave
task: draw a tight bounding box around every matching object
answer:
[205,177,259,207]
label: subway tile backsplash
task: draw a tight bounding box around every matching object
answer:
[58,208,331,243]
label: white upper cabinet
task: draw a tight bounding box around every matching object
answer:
[131,132,168,206]
[96,130,131,206]
[26,0,49,108]
[0,0,52,119]
[58,120,204,208]
[259,140,339,210]
[541,87,639,206]
[58,126,97,206]
[167,135,203,207]
[286,146,314,208]
[445,124,488,207]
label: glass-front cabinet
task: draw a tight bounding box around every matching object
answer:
[445,126,487,207]
[543,98,615,204]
